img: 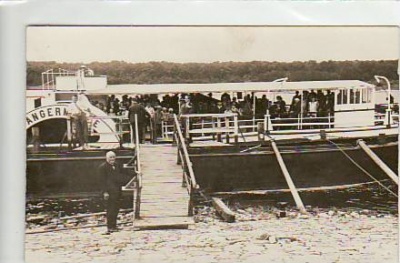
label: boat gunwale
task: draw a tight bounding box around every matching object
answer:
[188,141,398,157]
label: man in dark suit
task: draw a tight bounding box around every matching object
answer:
[128,99,150,144]
[99,151,127,235]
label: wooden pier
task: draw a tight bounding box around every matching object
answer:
[133,144,194,230]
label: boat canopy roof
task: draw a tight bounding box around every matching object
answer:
[86,80,375,95]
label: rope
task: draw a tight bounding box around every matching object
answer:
[327,139,398,197]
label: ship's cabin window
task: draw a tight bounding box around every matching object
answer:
[337,87,372,105]
[361,88,372,103]
[337,89,348,105]
[349,88,361,104]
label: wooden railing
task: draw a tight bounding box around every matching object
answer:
[66,115,131,150]
[122,114,142,219]
[132,114,142,219]
[161,120,175,139]
[375,111,398,126]
[173,114,199,216]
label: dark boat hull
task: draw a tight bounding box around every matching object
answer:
[26,137,398,197]
[189,140,398,192]
[26,148,135,199]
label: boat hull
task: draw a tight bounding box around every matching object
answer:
[189,140,398,192]
[26,148,135,198]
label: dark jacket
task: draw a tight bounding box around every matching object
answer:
[128,103,149,124]
[98,161,128,195]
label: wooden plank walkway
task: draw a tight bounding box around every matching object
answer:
[134,144,194,229]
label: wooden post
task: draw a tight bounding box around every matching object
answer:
[270,140,307,214]
[225,116,230,144]
[211,116,216,141]
[212,197,235,223]
[135,174,142,219]
[264,112,271,134]
[233,114,239,144]
[66,117,72,151]
[182,166,187,188]
[328,113,331,129]
[320,129,326,140]
[186,117,190,140]
[129,120,134,145]
[385,108,392,128]
[177,145,181,165]
[188,190,194,216]
[172,119,177,146]
[357,139,398,185]
[217,118,222,142]
[161,121,165,139]
[134,114,140,164]
[264,114,267,133]
[257,122,264,142]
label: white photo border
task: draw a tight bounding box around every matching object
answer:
[0,1,399,262]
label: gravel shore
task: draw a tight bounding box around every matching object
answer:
[25,206,398,263]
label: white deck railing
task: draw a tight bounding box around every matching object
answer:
[161,110,399,142]
[180,113,239,143]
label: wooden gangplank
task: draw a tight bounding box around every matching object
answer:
[134,144,194,230]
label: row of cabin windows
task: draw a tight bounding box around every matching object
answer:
[336,88,372,105]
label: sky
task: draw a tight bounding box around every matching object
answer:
[27,26,399,63]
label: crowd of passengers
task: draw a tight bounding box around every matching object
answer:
[92,89,335,121]
[272,89,335,119]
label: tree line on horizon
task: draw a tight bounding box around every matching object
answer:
[27,60,399,88]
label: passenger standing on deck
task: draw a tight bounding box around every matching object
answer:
[99,151,128,235]
[216,101,225,113]
[145,103,155,142]
[325,90,335,115]
[289,97,301,118]
[154,105,163,140]
[291,91,301,105]
[308,96,319,118]
[128,99,150,144]
[67,94,90,150]
[180,97,194,141]
[275,96,287,118]
[179,96,193,115]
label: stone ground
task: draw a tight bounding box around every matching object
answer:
[25,207,398,263]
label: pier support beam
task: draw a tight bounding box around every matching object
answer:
[357,139,398,185]
[212,197,236,223]
[270,140,307,214]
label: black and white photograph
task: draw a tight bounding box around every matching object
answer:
[22,24,399,263]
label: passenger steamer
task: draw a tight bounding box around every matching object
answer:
[26,67,398,207]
